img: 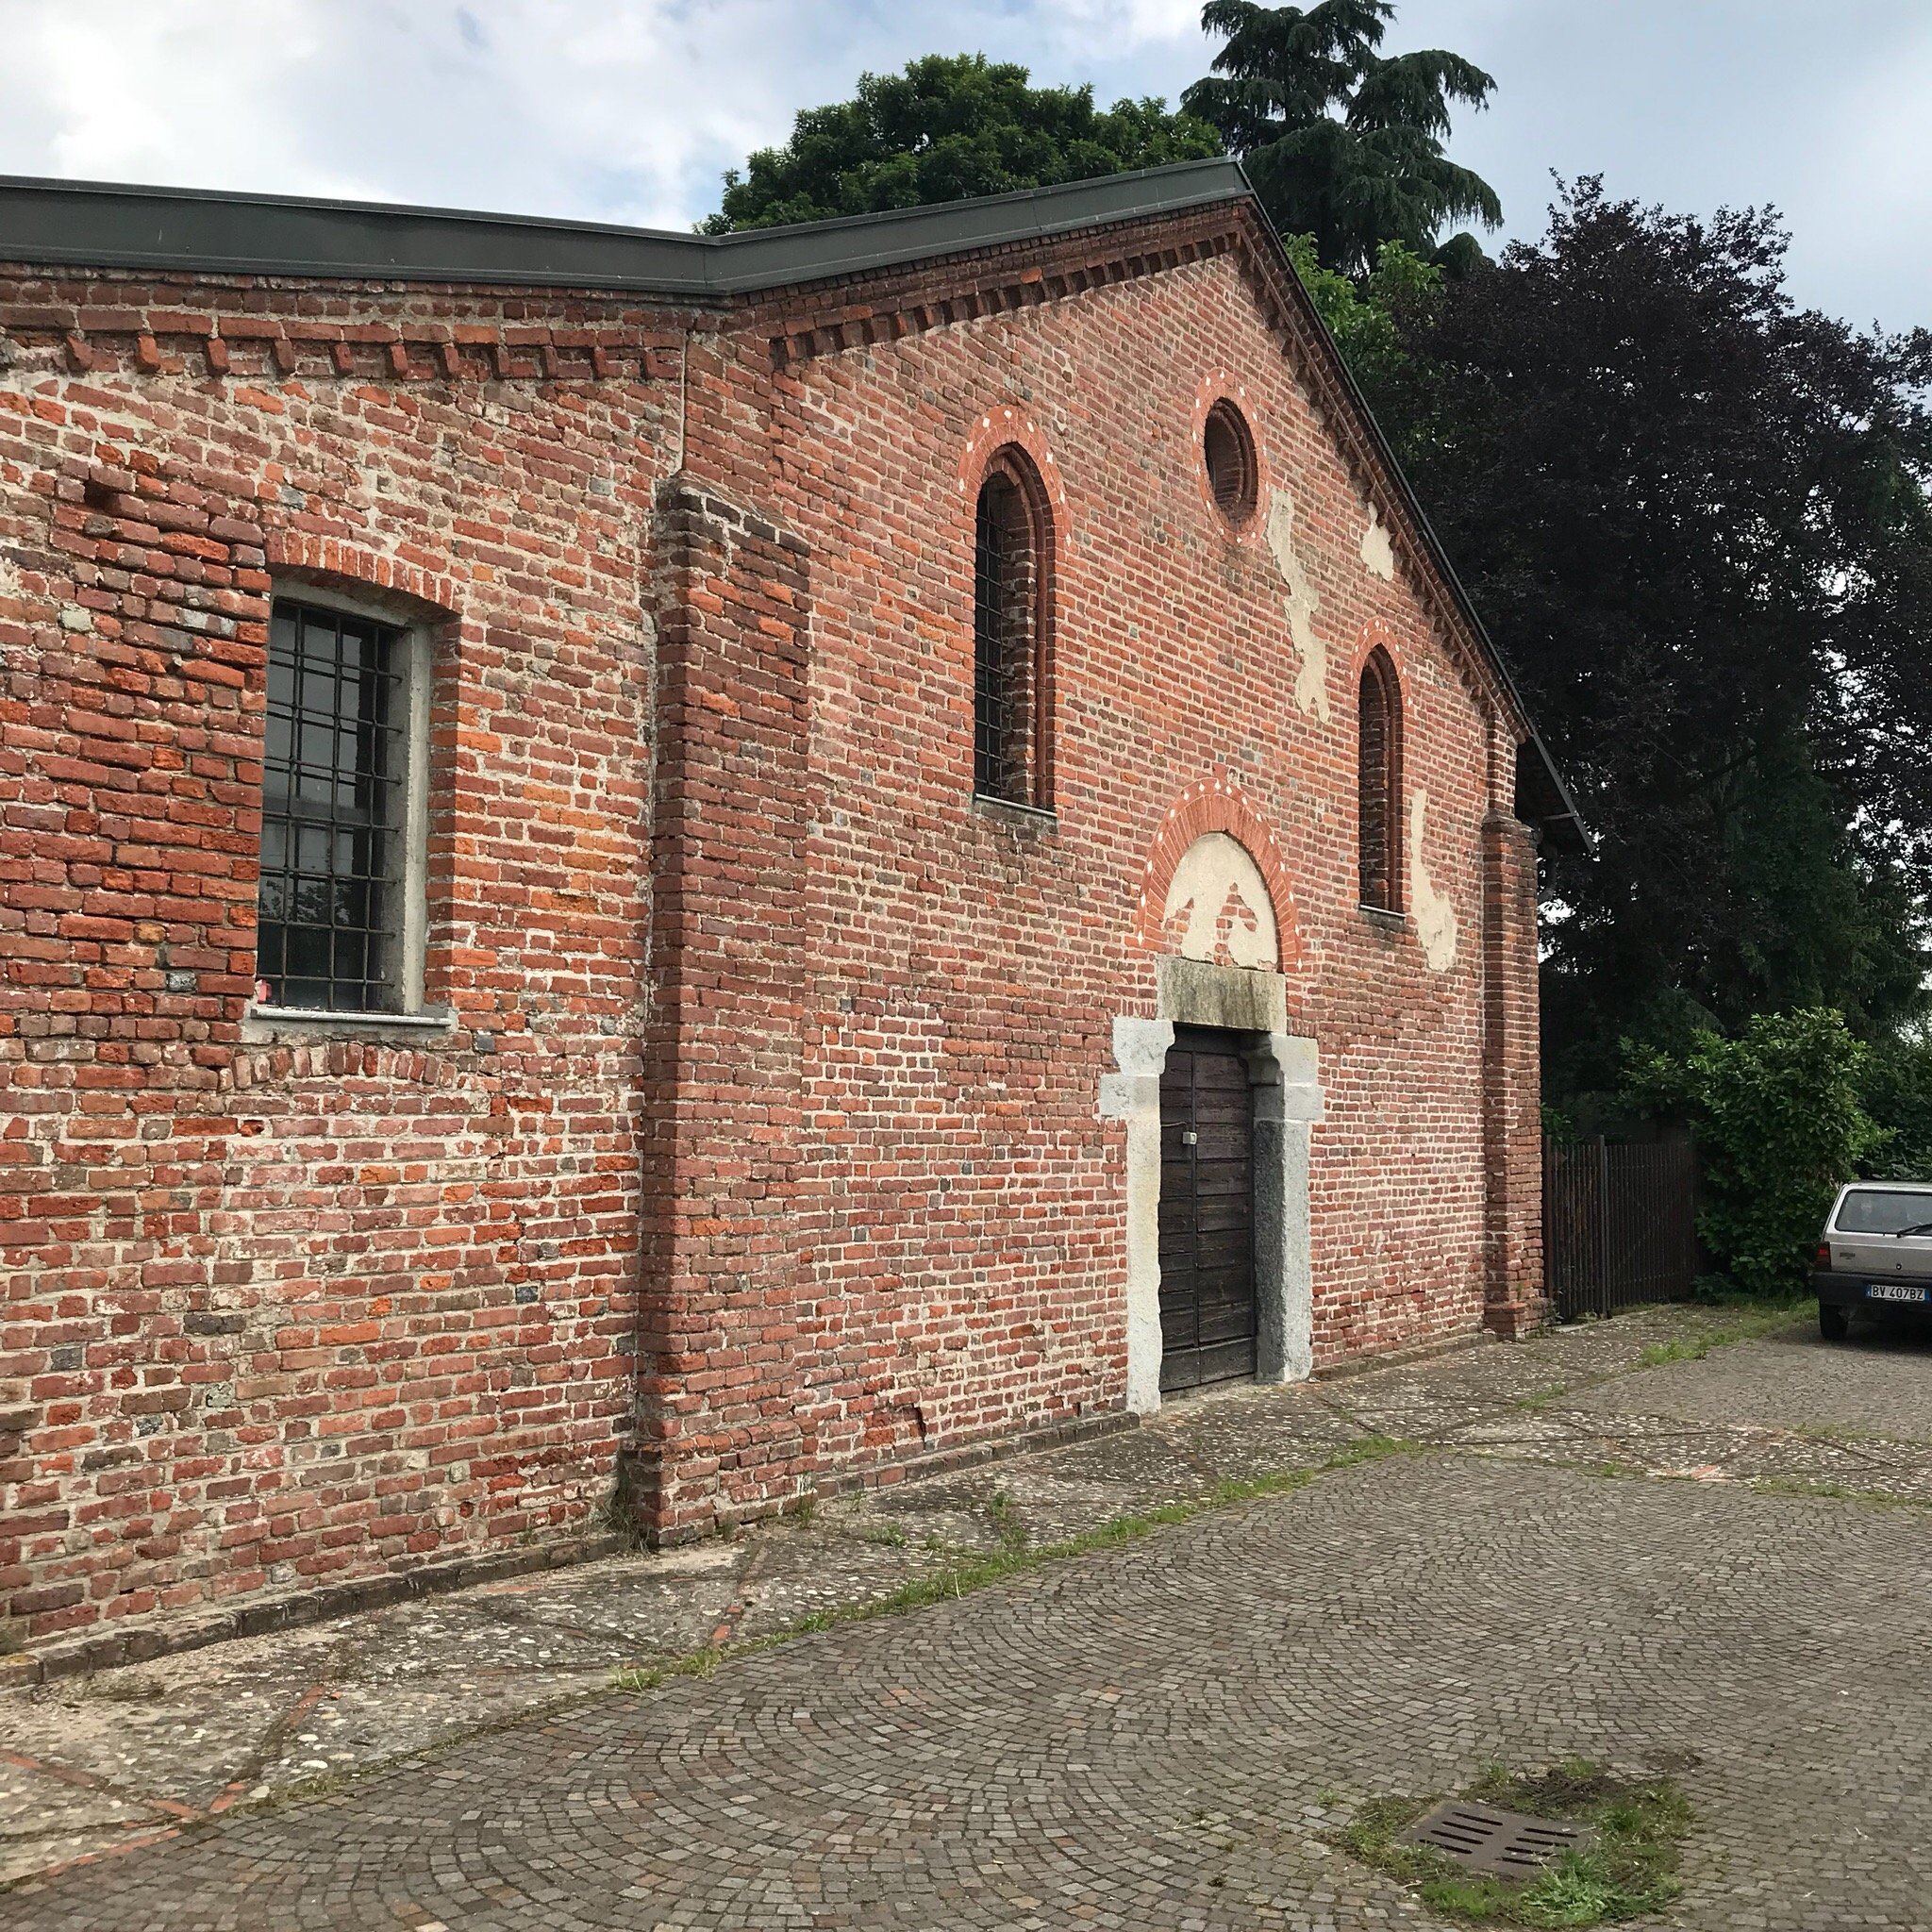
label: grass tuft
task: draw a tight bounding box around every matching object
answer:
[1334,1758,1690,1927]
[1750,1474,1932,1512]
[610,1437,1415,1696]
[845,1519,910,1548]
[1634,1297,1809,1369]
[1512,1383,1572,1412]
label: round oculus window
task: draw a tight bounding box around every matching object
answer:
[1204,400,1258,525]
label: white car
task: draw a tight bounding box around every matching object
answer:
[1816,1181,1932,1339]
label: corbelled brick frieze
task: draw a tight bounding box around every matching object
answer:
[0,297,682,383]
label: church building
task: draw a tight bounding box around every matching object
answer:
[0,159,1581,1647]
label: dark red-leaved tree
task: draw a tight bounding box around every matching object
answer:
[1366,182,1932,1105]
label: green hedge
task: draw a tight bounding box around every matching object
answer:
[1624,1009,1891,1297]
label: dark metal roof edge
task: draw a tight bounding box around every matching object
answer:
[0,159,1248,297]
[706,160,1249,292]
[1232,172,1591,854]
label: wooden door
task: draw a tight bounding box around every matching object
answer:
[1158,1028,1257,1392]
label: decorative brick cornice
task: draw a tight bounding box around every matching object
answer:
[764,216,1241,368]
[0,298,680,383]
[1134,774,1301,970]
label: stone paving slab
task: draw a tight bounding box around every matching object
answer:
[8,1298,1929,1924]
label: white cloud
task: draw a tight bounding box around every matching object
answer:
[0,0,1218,230]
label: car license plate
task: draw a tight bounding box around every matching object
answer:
[1866,1282,1928,1304]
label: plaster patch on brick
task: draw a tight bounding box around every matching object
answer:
[1264,487,1328,721]
[1360,503,1395,581]
[1161,832,1277,970]
[1408,788,1460,972]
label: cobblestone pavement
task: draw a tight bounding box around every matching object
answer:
[8,1303,1932,1927]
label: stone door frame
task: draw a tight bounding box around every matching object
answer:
[1100,958,1323,1412]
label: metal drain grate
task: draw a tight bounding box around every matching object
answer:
[1405,1801,1591,1876]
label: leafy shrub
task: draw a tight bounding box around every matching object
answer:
[1862,1033,1932,1181]
[1624,1009,1889,1296]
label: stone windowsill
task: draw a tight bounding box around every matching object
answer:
[1357,904,1407,934]
[240,1003,458,1044]
[971,791,1058,832]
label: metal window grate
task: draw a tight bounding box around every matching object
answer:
[974,472,1036,804]
[1357,651,1397,909]
[256,599,405,1011]
[1406,1801,1591,1877]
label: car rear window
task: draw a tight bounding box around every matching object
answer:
[1834,1190,1932,1235]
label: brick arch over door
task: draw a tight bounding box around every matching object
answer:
[1134,779,1300,972]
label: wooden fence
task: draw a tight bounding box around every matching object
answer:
[1542,1136,1700,1320]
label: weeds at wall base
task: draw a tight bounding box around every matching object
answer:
[609,1438,1416,1694]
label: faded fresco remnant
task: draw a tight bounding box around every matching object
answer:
[1407,788,1459,973]
[1359,502,1394,580]
[1161,832,1278,970]
[1264,488,1328,722]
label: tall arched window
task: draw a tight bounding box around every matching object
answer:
[1357,648,1402,911]
[973,452,1050,807]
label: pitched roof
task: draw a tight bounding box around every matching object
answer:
[0,159,1585,848]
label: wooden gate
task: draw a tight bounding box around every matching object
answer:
[1158,1028,1256,1391]
[1542,1136,1699,1320]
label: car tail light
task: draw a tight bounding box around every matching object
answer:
[1816,1242,1832,1268]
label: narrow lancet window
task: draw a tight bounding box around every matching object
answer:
[973,457,1049,807]
[1357,648,1402,911]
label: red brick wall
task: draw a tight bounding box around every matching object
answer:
[651,212,1541,1523]
[1481,786,1547,1338]
[0,278,676,1641]
[631,477,815,1540]
[1,208,1546,1616]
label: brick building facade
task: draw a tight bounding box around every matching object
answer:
[0,163,1582,1645]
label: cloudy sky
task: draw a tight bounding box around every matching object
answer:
[1,0,1924,331]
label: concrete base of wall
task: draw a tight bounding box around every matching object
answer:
[0,1528,632,1690]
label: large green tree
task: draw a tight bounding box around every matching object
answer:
[700,54,1220,234]
[1183,0,1500,274]
[1363,182,1932,1105]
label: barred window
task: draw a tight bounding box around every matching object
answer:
[256,597,418,1012]
[973,454,1050,808]
[1357,647,1402,912]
